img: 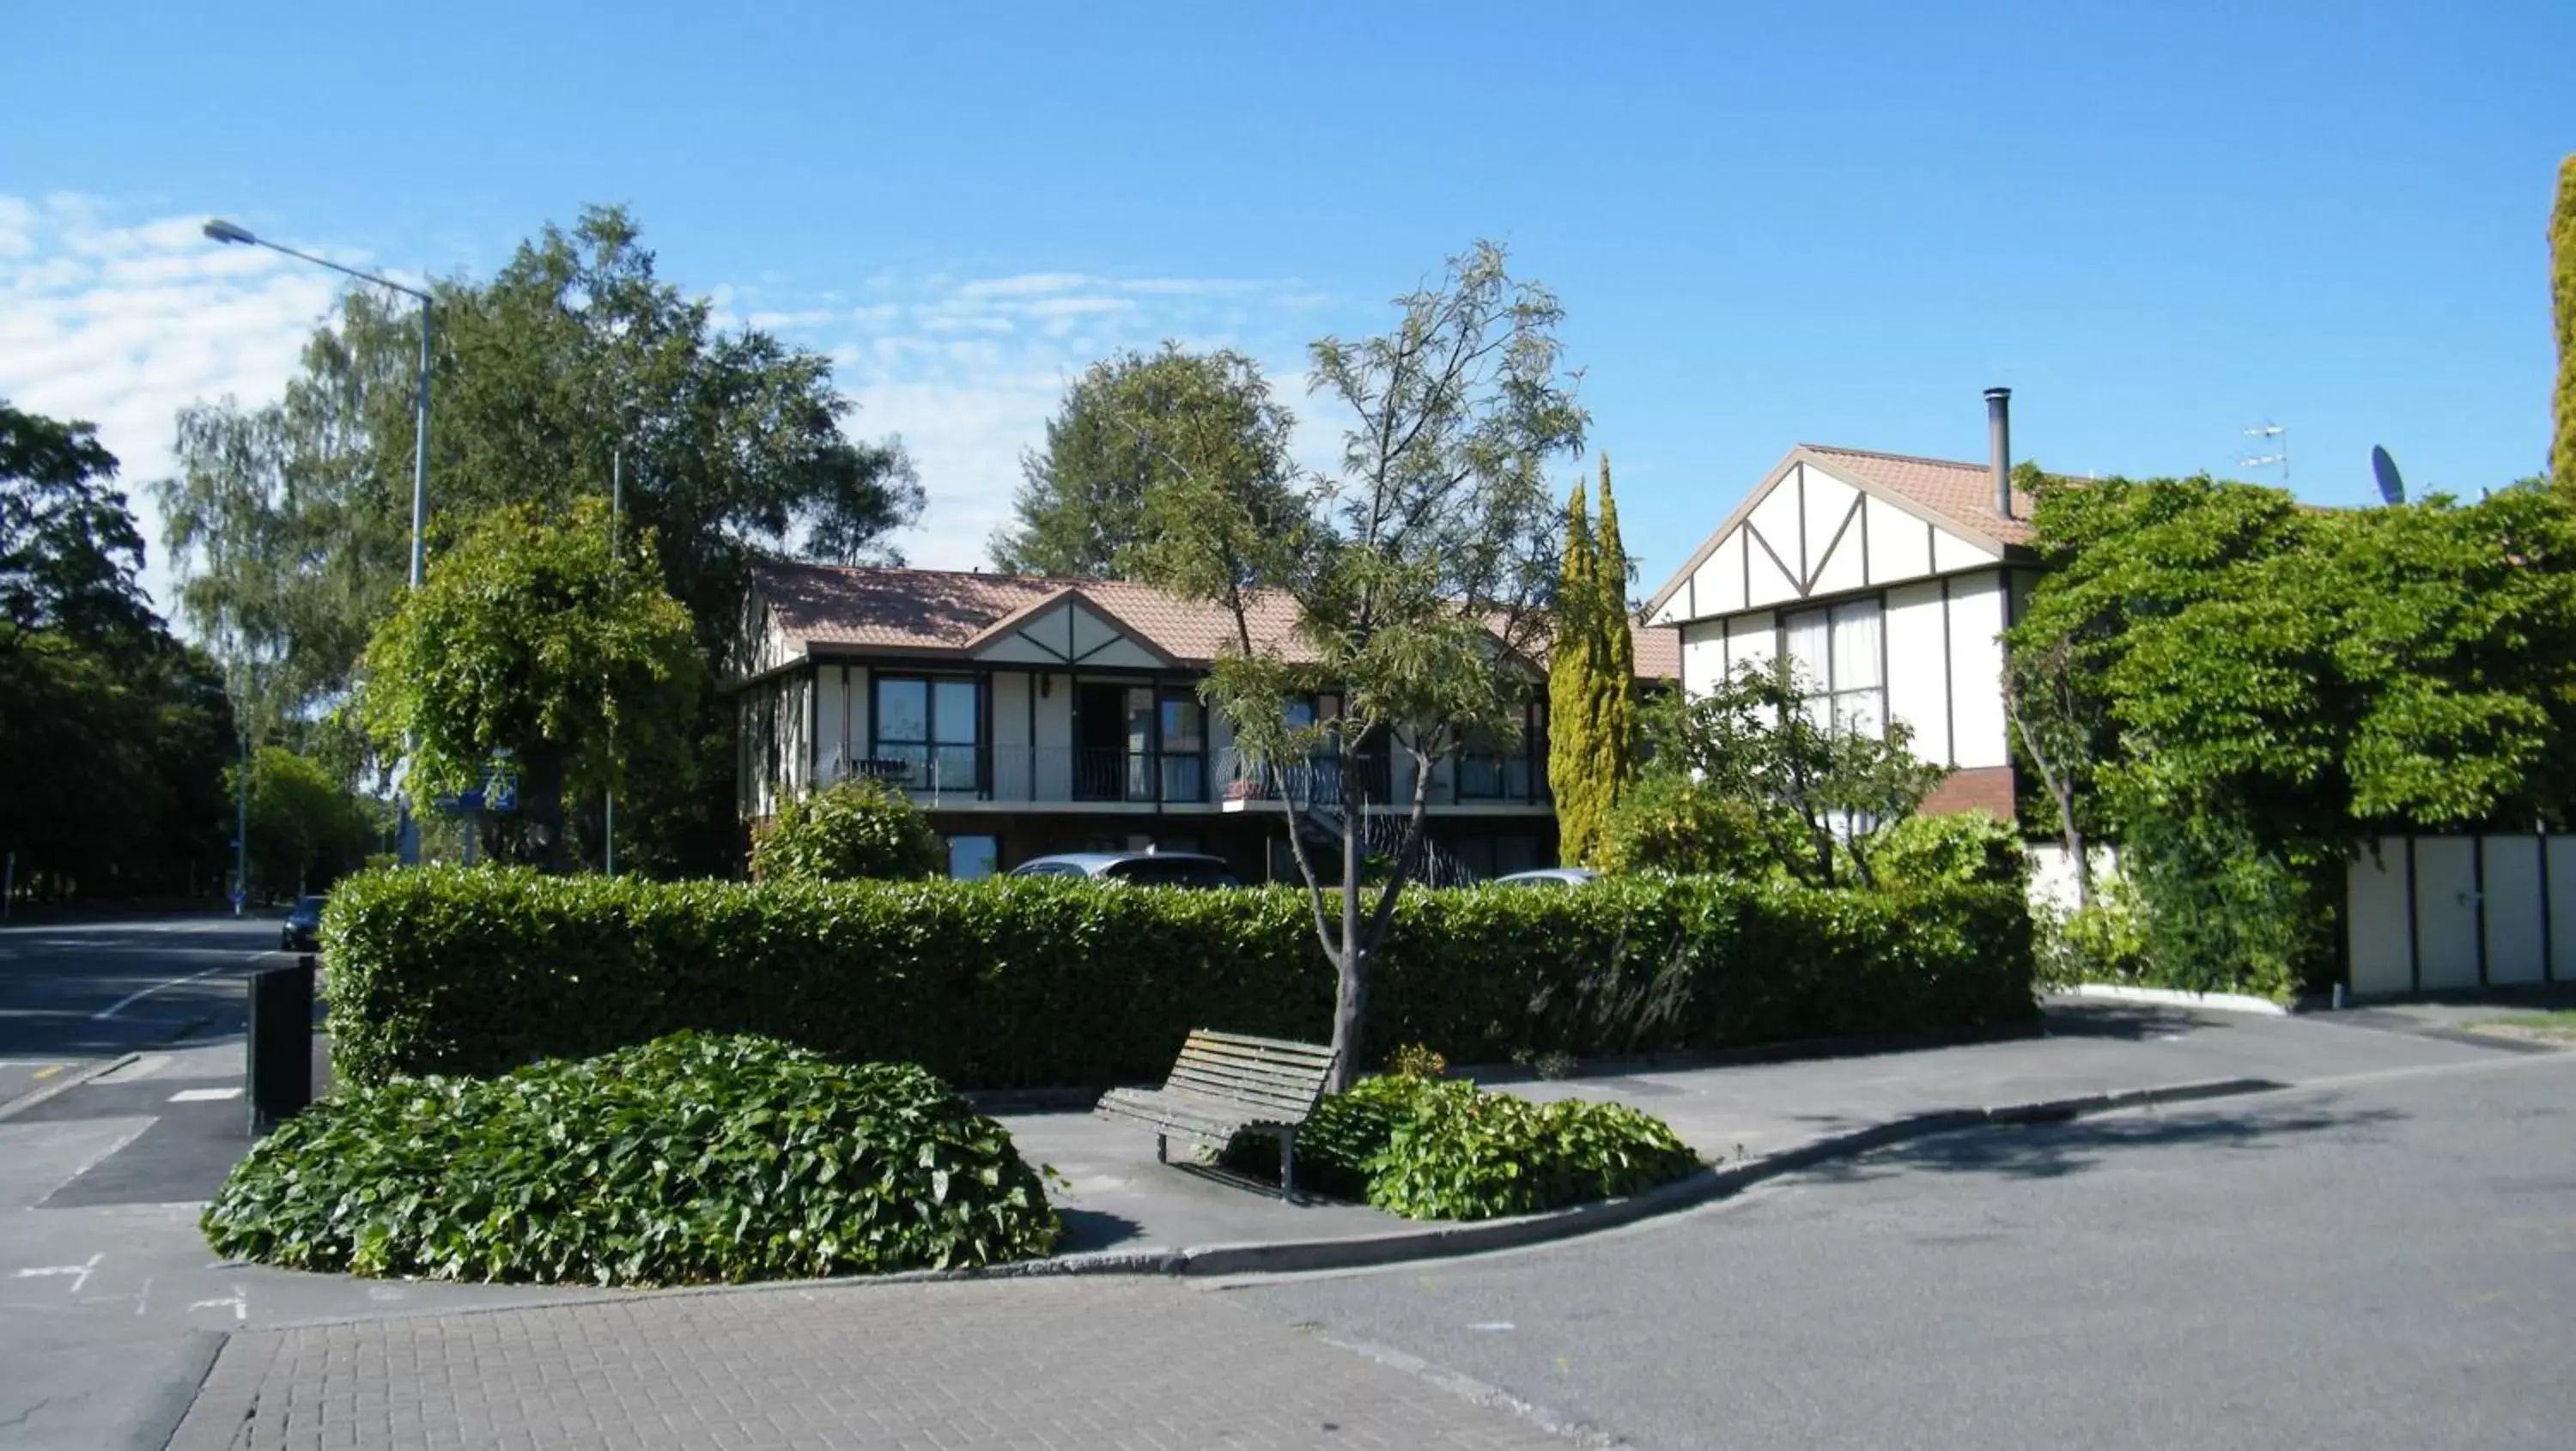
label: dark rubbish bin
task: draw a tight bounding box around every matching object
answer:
[246,955,317,1134]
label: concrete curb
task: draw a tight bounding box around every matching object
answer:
[123,1328,227,1451]
[256,1073,2290,1333]
[0,1051,140,1123]
[2065,983,2296,1017]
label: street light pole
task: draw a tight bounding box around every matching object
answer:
[205,219,434,863]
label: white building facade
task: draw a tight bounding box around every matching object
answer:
[1643,392,2041,820]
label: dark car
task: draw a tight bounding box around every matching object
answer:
[1007,851,1241,888]
[279,895,326,953]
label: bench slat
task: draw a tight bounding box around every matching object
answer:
[1097,1090,1295,1137]
[1163,1055,1330,1098]
[1173,1043,1335,1088]
[1184,1030,1336,1065]
[1159,1073,1320,1115]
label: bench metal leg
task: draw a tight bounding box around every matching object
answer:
[1279,1129,1296,1203]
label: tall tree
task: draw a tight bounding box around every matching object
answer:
[156,207,920,871]
[3,404,236,899]
[1546,481,1604,860]
[2553,154,2576,492]
[991,345,1304,580]
[231,745,382,898]
[353,498,702,871]
[1128,241,1585,1090]
[1587,458,1641,842]
[1545,457,1643,867]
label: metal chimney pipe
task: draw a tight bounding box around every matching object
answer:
[1984,386,2013,518]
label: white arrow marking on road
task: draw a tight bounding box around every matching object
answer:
[190,1287,247,1322]
[94,958,266,1021]
[15,1254,103,1293]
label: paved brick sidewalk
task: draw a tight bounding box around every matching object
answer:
[167,1277,1582,1450]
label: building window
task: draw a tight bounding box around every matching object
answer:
[1159,690,1206,801]
[1782,598,1884,738]
[874,676,981,791]
[945,835,999,880]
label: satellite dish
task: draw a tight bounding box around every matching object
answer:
[2370,446,2406,506]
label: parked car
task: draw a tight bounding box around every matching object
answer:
[1008,852,1242,888]
[1490,867,1598,888]
[279,895,327,952]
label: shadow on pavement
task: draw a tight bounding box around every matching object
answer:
[2037,1001,2221,1041]
[1056,1208,1149,1254]
[1802,1100,2405,1186]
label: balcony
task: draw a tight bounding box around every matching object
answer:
[843,744,1547,810]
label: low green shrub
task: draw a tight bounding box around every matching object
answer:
[1223,1072,1698,1219]
[749,776,943,883]
[200,1032,1060,1285]
[2035,878,2153,988]
[1862,810,2027,891]
[325,869,2038,1092]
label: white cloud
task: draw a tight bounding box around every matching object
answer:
[1,194,1349,597]
[0,195,343,613]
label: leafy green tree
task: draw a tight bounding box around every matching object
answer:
[2010,472,2576,992]
[2,403,236,899]
[1609,661,1947,888]
[354,498,702,871]
[1546,458,1643,867]
[229,746,381,898]
[993,344,1308,582]
[2553,154,2576,492]
[1130,242,1586,1090]
[747,776,943,883]
[156,207,919,871]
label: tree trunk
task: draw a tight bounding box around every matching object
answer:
[1327,800,1364,1093]
[2060,797,2093,910]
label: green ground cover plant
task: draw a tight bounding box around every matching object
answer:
[201,1032,1060,1286]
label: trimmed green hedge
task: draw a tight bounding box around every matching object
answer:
[324,870,2037,1091]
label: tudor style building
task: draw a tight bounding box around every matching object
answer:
[1643,388,2039,818]
[731,562,1678,880]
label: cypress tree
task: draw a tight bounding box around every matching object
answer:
[2553,155,2576,493]
[1588,457,1642,840]
[1547,483,1604,865]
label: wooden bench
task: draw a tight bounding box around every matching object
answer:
[1095,1030,1338,1200]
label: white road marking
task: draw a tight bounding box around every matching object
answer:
[135,1277,151,1315]
[94,956,270,1021]
[189,1287,247,1322]
[167,1087,242,1103]
[15,1254,103,1293]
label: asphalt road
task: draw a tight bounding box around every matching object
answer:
[0,915,283,1106]
[1228,1052,2576,1451]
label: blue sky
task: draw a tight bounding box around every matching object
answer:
[3,1,2570,611]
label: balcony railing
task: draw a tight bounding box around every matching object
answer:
[842,744,1546,807]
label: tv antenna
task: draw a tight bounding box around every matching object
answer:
[2239,422,2287,484]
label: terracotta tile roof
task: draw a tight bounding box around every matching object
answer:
[1631,622,1680,681]
[1799,445,2037,546]
[750,562,1672,680]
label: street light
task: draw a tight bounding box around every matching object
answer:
[207,218,435,865]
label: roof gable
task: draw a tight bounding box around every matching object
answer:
[1645,445,2036,625]
[965,588,1179,669]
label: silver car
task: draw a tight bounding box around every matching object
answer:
[1489,867,1599,888]
[1007,851,1242,888]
